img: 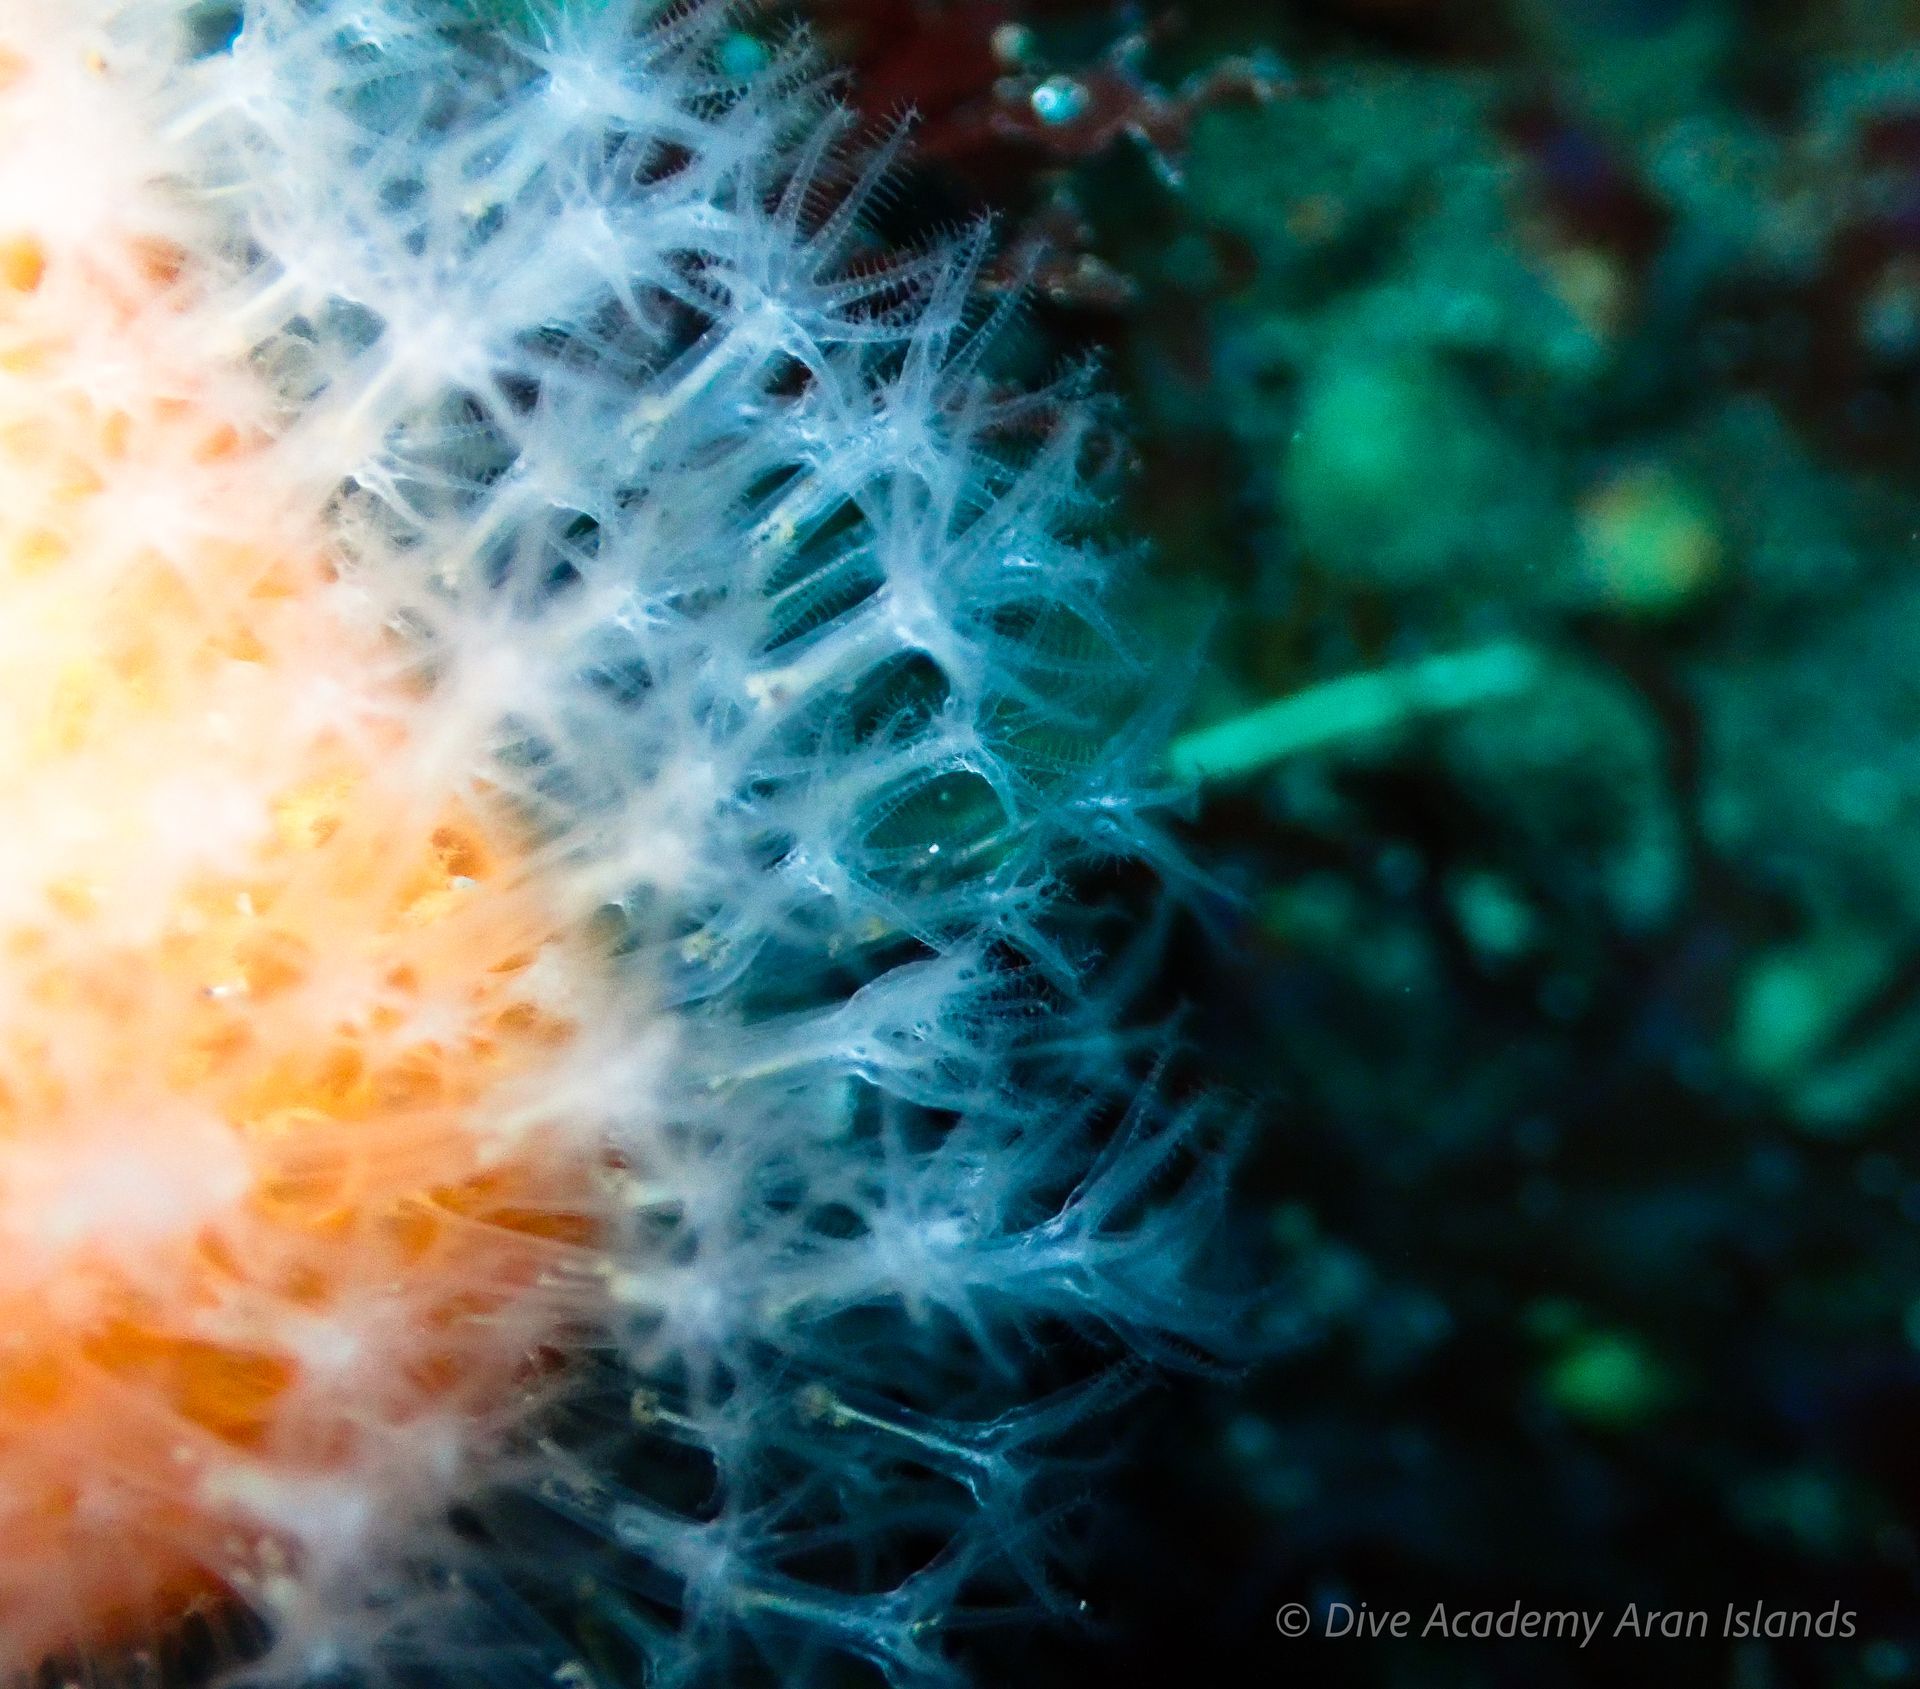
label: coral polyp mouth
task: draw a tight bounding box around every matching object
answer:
[0,35,609,1669]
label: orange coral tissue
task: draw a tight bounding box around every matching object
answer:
[0,26,608,1670]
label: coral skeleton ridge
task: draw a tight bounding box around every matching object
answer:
[0,2,1203,1683]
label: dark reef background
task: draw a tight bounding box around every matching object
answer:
[789,0,1920,1684]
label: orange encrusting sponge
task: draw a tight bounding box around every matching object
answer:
[0,33,606,1672]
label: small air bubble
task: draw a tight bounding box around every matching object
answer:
[717,33,768,81]
[992,25,1035,69]
[1030,77,1091,127]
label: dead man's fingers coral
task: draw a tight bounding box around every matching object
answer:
[0,2,1220,1683]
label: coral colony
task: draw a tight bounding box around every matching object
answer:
[0,2,1211,1683]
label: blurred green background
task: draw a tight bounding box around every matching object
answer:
[783,0,1920,1684]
